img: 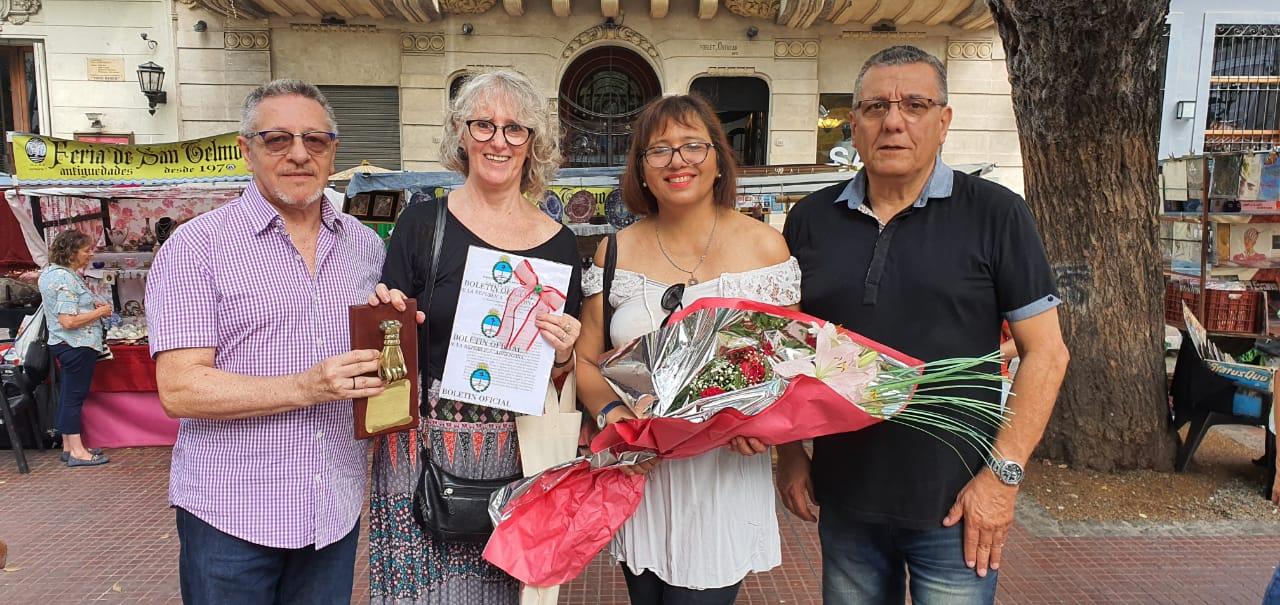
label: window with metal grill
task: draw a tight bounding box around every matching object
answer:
[1205,24,1280,152]
[316,85,402,172]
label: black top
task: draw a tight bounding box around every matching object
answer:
[783,168,1058,528]
[381,198,583,382]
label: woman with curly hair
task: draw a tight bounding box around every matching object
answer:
[367,69,583,605]
[37,230,111,467]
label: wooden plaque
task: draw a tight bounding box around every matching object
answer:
[349,300,420,439]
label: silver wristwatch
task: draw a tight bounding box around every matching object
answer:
[987,458,1024,486]
[597,400,626,429]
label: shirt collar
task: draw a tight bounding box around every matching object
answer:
[834,155,954,210]
[242,180,341,235]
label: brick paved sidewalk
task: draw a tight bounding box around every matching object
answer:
[1,447,1276,604]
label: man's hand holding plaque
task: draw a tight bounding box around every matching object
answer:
[349,285,426,439]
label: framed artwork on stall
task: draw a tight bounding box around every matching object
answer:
[347,194,371,218]
[372,194,396,219]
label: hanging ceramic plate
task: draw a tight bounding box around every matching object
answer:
[565,189,596,223]
[605,189,637,229]
[541,190,564,222]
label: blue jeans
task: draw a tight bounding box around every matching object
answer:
[176,507,359,605]
[1265,565,1280,604]
[621,566,742,605]
[51,343,97,435]
[818,508,997,605]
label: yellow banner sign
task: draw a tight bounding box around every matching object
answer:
[8,132,250,185]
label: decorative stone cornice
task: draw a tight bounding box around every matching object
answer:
[725,0,779,20]
[175,0,267,20]
[440,0,496,15]
[947,40,993,61]
[839,30,927,40]
[0,0,42,26]
[288,23,379,34]
[401,33,446,55]
[224,30,269,50]
[707,66,757,76]
[773,39,818,59]
[562,24,659,63]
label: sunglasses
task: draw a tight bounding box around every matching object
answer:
[660,283,685,327]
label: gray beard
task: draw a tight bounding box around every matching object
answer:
[273,187,324,207]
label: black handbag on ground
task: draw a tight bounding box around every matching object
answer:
[410,197,522,543]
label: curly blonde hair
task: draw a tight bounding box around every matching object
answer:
[439,69,561,197]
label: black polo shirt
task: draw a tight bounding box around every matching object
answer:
[783,160,1060,528]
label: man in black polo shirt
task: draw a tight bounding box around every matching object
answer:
[778,45,1070,604]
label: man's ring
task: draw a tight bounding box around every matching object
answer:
[352,377,357,390]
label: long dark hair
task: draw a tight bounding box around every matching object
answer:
[620,94,738,216]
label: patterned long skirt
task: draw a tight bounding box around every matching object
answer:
[369,379,521,605]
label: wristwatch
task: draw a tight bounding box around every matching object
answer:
[597,400,626,429]
[987,458,1025,486]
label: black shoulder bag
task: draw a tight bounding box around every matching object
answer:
[413,196,524,543]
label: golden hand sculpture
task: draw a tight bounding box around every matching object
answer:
[378,320,408,384]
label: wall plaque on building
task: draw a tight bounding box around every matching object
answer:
[697,40,742,56]
[86,58,125,82]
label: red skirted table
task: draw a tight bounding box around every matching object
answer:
[81,344,178,448]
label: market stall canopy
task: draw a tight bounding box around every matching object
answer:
[6,132,251,187]
[330,161,395,182]
[347,163,995,198]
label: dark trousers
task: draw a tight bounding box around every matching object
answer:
[622,566,742,605]
[51,343,97,435]
[176,507,359,605]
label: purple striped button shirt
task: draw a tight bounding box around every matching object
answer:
[146,182,385,549]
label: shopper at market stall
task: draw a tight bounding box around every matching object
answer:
[574,93,799,604]
[367,69,583,605]
[38,229,111,467]
[145,80,385,605]
[779,45,1070,604]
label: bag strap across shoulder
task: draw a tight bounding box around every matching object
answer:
[423,196,448,318]
[601,232,618,351]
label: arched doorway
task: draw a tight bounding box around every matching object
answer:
[689,77,770,166]
[559,46,661,167]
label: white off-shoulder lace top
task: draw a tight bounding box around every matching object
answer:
[581,257,801,589]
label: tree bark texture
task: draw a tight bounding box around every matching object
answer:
[987,0,1177,471]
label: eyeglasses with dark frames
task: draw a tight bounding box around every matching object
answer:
[641,142,715,169]
[852,97,945,121]
[249,130,338,155]
[465,119,533,146]
[660,283,686,327]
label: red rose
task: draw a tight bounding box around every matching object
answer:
[740,358,766,383]
[700,386,726,398]
[761,341,775,356]
[805,334,817,348]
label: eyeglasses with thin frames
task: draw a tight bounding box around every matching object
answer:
[852,97,945,122]
[660,283,685,327]
[249,130,337,155]
[641,142,715,169]
[465,119,532,146]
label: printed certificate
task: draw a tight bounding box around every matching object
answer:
[439,245,572,415]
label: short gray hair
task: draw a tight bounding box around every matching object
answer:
[240,79,339,137]
[853,45,948,104]
[440,69,561,197]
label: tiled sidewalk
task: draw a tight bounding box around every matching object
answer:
[1,447,1277,604]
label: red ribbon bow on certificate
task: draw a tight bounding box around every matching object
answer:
[496,259,567,352]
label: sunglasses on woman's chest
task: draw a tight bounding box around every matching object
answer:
[660,283,686,327]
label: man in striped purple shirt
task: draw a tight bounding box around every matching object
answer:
[146,80,386,605]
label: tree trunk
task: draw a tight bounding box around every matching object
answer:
[986,0,1178,471]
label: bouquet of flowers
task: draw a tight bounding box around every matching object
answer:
[484,298,1006,587]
